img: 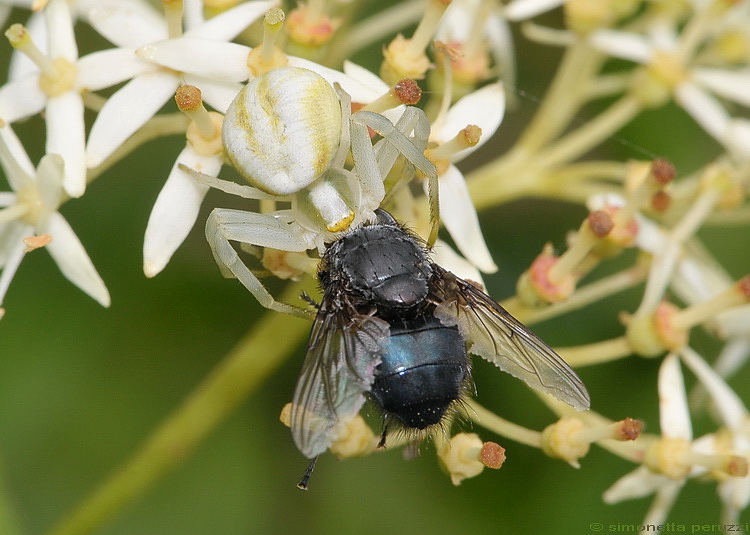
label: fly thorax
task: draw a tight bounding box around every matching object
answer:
[335,225,432,309]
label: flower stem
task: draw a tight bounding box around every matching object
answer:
[541,397,650,464]
[467,93,642,209]
[556,336,633,367]
[505,264,647,325]
[86,114,190,184]
[334,0,424,64]
[531,94,643,171]
[513,40,602,155]
[43,281,315,535]
[466,399,542,448]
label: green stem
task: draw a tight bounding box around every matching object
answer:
[556,336,633,367]
[506,265,647,325]
[466,399,542,448]
[330,0,424,66]
[468,39,603,193]
[86,114,190,185]
[466,94,643,210]
[43,280,315,535]
[513,40,603,155]
[531,94,643,171]
[540,397,650,464]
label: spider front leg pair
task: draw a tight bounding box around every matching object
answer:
[193,67,438,316]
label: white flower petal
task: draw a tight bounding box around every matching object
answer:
[46,92,86,198]
[298,58,386,105]
[438,0,479,40]
[137,38,252,82]
[603,466,670,503]
[713,338,750,378]
[633,213,666,255]
[35,154,66,210]
[0,216,20,262]
[641,238,681,315]
[183,74,242,114]
[692,68,750,107]
[672,251,732,305]
[143,147,217,277]
[434,82,505,161]
[718,472,750,521]
[43,211,110,307]
[77,48,158,90]
[342,60,390,98]
[679,347,747,430]
[725,118,750,161]
[658,353,692,440]
[716,305,750,340]
[691,432,718,457]
[503,0,563,20]
[645,18,679,52]
[0,193,16,206]
[45,0,78,61]
[185,0,275,40]
[0,222,31,305]
[183,0,205,30]
[589,29,653,63]
[586,192,625,211]
[437,0,516,93]
[484,12,516,94]
[86,71,179,169]
[435,165,497,273]
[675,82,729,141]
[87,1,166,48]
[431,239,486,287]
[0,75,47,123]
[0,122,36,189]
[642,480,685,527]
[8,10,45,80]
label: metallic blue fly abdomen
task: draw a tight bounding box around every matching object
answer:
[370,315,469,429]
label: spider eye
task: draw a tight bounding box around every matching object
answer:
[222,67,342,196]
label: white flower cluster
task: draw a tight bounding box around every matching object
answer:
[1,0,749,532]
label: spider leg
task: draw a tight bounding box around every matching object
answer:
[205,208,316,318]
[354,108,440,247]
[180,164,283,201]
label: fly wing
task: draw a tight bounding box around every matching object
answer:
[290,298,389,458]
[431,265,590,411]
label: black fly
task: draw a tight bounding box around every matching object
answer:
[290,209,590,488]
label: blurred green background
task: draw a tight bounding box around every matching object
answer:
[1,3,749,535]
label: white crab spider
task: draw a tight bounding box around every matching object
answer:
[190,67,438,318]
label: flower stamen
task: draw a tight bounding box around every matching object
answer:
[437,432,505,485]
[5,24,54,77]
[175,85,224,157]
[672,276,750,331]
[247,8,289,76]
[542,417,642,468]
[163,0,184,40]
[287,1,340,48]
[360,79,423,113]
[625,301,688,357]
[380,0,451,83]
[5,24,77,97]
